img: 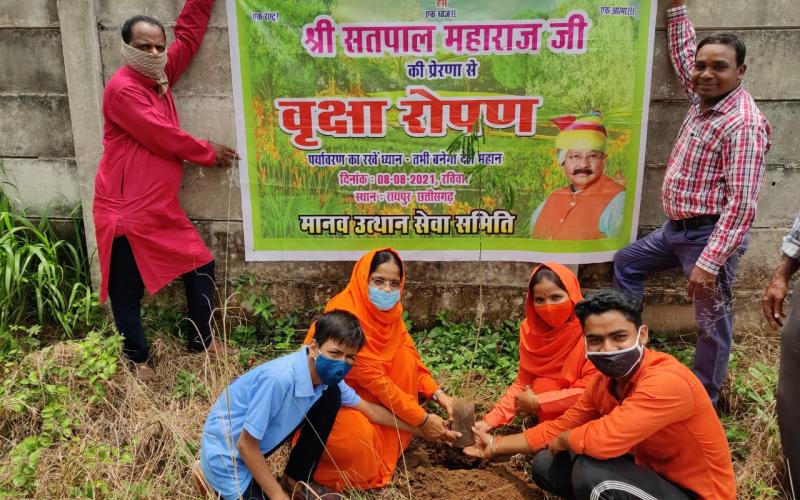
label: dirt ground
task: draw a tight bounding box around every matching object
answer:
[385,441,548,500]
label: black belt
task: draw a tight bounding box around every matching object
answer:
[669,214,720,231]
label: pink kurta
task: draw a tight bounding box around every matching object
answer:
[94,0,217,303]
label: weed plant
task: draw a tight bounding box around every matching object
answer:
[0,193,101,339]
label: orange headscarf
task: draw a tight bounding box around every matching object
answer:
[520,262,586,382]
[303,248,407,363]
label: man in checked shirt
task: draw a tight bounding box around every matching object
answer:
[762,210,800,498]
[613,0,771,405]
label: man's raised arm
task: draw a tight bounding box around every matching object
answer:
[666,0,696,97]
[167,0,215,84]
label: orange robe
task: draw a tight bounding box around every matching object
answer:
[302,248,438,491]
[483,263,598,427]
[531,174,624,240]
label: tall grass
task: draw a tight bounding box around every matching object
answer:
[0,193,99,338]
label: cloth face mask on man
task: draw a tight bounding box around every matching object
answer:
[121,42,169,97]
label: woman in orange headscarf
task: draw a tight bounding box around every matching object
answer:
[302,248,457,492]
[476,263,598,431]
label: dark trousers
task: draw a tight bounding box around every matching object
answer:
[532,450,695,500]
[778,278,800,499]
[612,221,746,404]
[239,384,342,499]
[107,236,216,363]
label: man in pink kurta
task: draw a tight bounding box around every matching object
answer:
[94,0,237,378]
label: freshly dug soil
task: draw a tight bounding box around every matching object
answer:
[390,441,547,499]
[451,397,476,448]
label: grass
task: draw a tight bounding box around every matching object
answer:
[0,193,101,339]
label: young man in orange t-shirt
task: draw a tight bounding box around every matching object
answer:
[465,289,735,500]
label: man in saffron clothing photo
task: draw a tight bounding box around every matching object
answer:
[93,0,239,381]
[530,112,625,241]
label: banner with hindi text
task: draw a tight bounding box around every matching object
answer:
[226,0,656,262]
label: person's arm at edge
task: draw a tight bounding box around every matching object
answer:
[237,430,289,500]
[666,0,695,97]
[762,250,800,328]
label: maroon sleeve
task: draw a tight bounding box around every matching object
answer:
[166,0,215,85]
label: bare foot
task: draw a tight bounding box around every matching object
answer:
[206,338,238,358]
[133,363,157,383]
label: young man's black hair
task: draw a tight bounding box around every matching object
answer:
[574,288,643,329]
[313,309,366,350]
[121,15,166,44]
[697,33,746,66]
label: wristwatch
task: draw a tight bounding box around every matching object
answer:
[432,389,444,402]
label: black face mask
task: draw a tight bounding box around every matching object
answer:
[585,328,644,378]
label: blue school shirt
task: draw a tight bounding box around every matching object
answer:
[199,347,360,499]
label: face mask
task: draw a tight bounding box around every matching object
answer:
[586,327,644,379]
[314,352,353,386]
[120,42,169,96]
[534,301,573,328]
[368,286,400,311]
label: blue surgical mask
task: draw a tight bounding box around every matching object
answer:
[585,327,645,379]
[368,286,401,311]
[314,352,353,386]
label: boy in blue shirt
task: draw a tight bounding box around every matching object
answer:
[200,310,450,499]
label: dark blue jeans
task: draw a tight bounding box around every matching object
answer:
[613,221,747,404]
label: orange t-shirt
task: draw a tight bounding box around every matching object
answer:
[524,349,736,500]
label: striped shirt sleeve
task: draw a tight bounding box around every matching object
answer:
[667,5,695,98]
[783,211,800,259]
[696,124,769,273]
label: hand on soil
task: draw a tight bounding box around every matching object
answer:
[473,420,492,434]
[421,413,461,445]
[463,424,493,459]
[514,386,539,415]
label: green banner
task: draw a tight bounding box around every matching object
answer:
[226,0,656,262]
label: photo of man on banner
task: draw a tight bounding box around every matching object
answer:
[530,112,626,241]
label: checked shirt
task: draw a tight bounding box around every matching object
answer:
[664,6,771,274]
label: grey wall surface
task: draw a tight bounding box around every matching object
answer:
[2,0,797,331]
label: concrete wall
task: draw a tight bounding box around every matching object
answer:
[2,0,797,331]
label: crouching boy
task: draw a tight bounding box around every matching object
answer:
[200,310,446,499]
[465,289,736,500]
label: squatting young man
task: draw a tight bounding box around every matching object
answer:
[464,289,736,499]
